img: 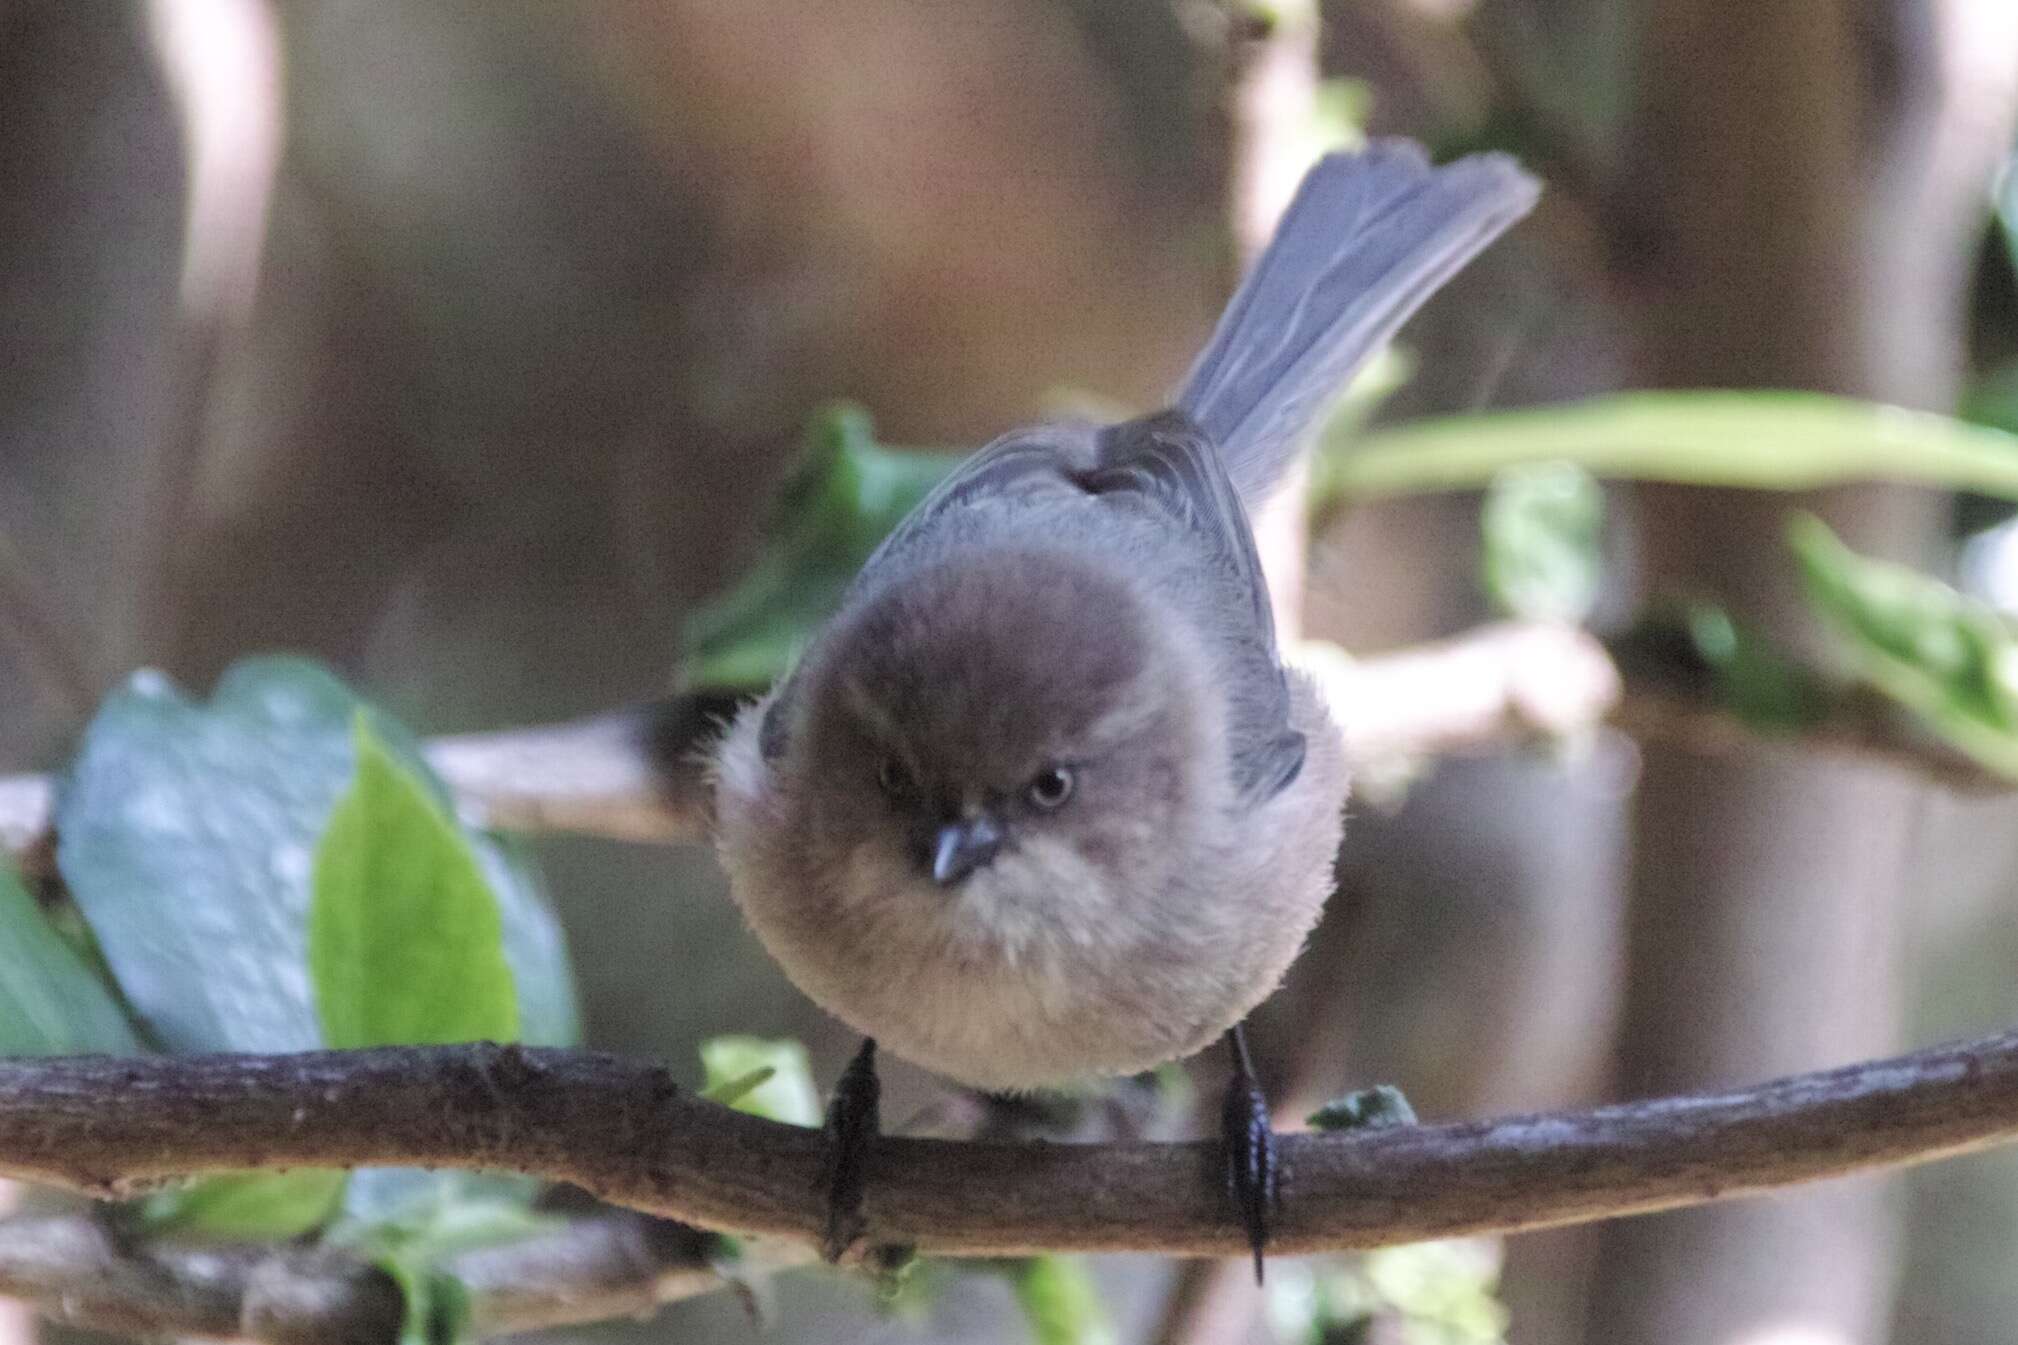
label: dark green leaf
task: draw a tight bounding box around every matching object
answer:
[1329,391,2018,503]
[678,403,962,690]
[1010,1257,1115,1345]
[1677,602,1831,732]
[58,659,379,1052]
[1790,514,2018,777]
[1478,462,1603,622]
[311,716,519,1049]
[1307,1085,1417,1132]
[0,861,137,1056]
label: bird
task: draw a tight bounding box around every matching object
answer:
[710,139,1539,1277]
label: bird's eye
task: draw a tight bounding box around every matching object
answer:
[1026,765,1075,810]
[877,755,911,799]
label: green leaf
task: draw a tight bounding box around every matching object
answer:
[678,403,962,690]
[699,1036,820,1127]
[1010,1257,1116,1345]
[1329,391,2018,503]
[373,1254,473,1345]
[58,658,577,1054]
[58,659,380,1052]
[0,861,137,1056]
[1308,1084,1417,1132]
[311,716,519,1049]
[1478,462,1603,623]
[327,1175,557,1345]
[1790,514,2018,777]
[1677,602,1830,732]
[139,1169,346,1241]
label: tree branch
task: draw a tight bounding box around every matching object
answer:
[0,1034,2014,1259]
[0,1208,739,1343]
[5,619,2011,878]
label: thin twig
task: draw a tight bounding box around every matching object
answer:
[4,620,2011,876]
[0,1208,744,1343]
[0,1034,2014,1258]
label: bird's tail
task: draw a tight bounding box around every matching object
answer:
[1177,141,1540,506]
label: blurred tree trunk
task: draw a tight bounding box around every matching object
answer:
[1590,3,2018,1343]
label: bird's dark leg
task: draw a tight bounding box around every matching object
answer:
[1221,1024,1277,1284]
[820,1037,881,1262]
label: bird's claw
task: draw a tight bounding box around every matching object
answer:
[1221,1027,1277,1283]
[820,1037,881,1262]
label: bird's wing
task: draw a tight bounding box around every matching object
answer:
[1078,411,1306,803]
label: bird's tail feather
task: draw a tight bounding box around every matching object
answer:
[1177,141,1540,506]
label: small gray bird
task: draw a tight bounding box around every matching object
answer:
[712,140,1538,1271]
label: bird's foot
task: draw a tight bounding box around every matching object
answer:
[1221,1025,1277,1284]
[820,1037,881,1263]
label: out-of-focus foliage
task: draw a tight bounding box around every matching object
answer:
[326,1175,561,1345]
[1677,602,1832,733]
[1009,1256,1117,1345]
[312,716,519,1049]
[678,404,961,691]
[1267,1240,1508,1345]
[138,1169,350,1244]
[700,1035,822,1126]
[53,657,578,1249]
[1330,392,2018,501]
[1791,515,2018,778]
[1308,1083,1419,1132]
[1479,462,1603,623]
[0,861,136,1057]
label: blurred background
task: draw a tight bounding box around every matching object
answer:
[5,1,2018,1342]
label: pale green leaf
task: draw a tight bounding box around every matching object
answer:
[310,716,519,1048]
[1011,1257,1116,1345]
[1330,391,2018,502]
[1479,462,1603,622]
[1790,514,2018,778]
[139,1169,346,1241]
[699,1036,820,1127]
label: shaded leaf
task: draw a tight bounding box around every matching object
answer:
[1790,515,2018,777]
[1676,601,1830,732]
[1329,391,2018,503]
[0,861,137,1056]
[311,716,519,1049]
[1308,1084,1417,1132]
[57,659,379,1052]
[679,404,961,690]
[1478,462,1603,622]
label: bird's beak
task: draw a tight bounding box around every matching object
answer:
[930,814,1003,887]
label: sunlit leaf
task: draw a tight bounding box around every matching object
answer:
[1479,461,1603,622]
[311,716,519,1049]
[1791,514,2018,777]
[1010,1256,1116,1345]
[1329,391,2018,502]
[139,1169,346,1242]
[699,1036,820,1127]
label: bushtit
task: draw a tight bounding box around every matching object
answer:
[712,141,1538,1270]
